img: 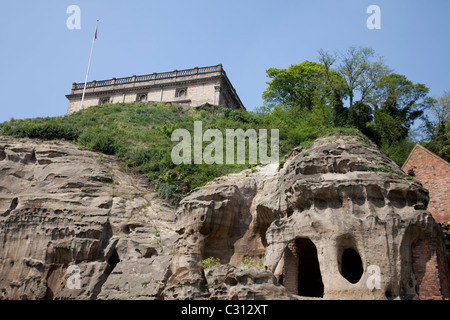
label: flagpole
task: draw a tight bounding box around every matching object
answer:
[80,20,99,110]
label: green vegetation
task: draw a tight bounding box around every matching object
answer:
[0,103,280,203]
[153,224,164,254]
[0,100,413,203]
[261,46,449,164]
[202,256,221,269]
[239,256,264,271]
[1,46,447,203]
[421,90,450,162]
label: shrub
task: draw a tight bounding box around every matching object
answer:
[158,124,178,137]
[0,101,377,205]
[4,121,80,141]
[78,128,125,155]
[202,257,221,269]
[240,256,254,271]
[123,147,154,167]
[157,182,186,203]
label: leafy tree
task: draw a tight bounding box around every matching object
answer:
[421,91,450,161]
[320,46,391,109]
[263,61,323,110]
[262,61,345,112]
[347,101,377,141]
[368,73,430,144]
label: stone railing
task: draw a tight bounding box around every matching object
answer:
[73,64,222,91]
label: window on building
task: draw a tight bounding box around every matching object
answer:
[175,88,187,98]
[138,94,147,102]
[100,97,110,105]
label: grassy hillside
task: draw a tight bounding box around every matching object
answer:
[0,102,362,202]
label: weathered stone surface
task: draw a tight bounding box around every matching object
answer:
[168,134,450,300]
[0,137,177,300]
[1,133,449,300]
[204,264,294,300]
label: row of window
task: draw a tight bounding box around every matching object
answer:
[99,88,188,105]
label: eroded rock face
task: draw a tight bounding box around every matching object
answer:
[168,134,450,300]
[1,134,449,300]
[0,137,178,300]
[264,136,444,299]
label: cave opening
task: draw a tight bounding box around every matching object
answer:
[283,238,324,298]
[296,238,324,297]
[340,248,363,284]
[107,249,120,270]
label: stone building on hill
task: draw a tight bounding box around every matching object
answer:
[66,64,245,114]
[402,144,450,225]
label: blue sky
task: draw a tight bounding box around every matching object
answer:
[0,0,449,123]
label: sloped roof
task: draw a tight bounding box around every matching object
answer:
[402,144,450,171]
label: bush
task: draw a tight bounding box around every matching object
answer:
[78,128,125,155]
[123,147,154,167]
[158,124,178,137]
[4,121,80,141]
[157,182,186,203]
[202,257,221,269]
[381,139,416,166]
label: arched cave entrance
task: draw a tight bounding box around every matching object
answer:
[283,238,324,297]
[339,248,363,284]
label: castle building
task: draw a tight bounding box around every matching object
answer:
[66,64,245,114]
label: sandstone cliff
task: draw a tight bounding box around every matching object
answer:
[0,136,178,299]
[0,134,448,300]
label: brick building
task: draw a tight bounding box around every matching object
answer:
[412,237,450,299]
[66,64,245,114]
[402,144,450,300]
[402,144,450,225]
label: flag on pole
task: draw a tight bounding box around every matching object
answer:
[80,20,99,110]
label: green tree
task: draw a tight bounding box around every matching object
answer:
[347,101,377,141]
[261,47,432,164]
[262,61,344,112]
[421,91,450,161]
[368,73,430,144]
[322,46,391,109]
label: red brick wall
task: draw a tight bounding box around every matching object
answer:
[412,237,450,300]
[402,145,450,225]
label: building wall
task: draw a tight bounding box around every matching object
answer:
[148,88,162,102]
[67,97,99,114]
[186,82,218,106]
[402,145,450,225]
[67,80,223,115]
[412,237,450,300]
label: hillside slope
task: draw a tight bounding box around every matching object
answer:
[0,103,268,203]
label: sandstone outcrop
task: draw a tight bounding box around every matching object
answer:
[0,137,178,299]
[1,134,448,300]
[168,134,450,300]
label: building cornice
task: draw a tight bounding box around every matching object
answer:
[67,64,245,110]
[66,75,222,99]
